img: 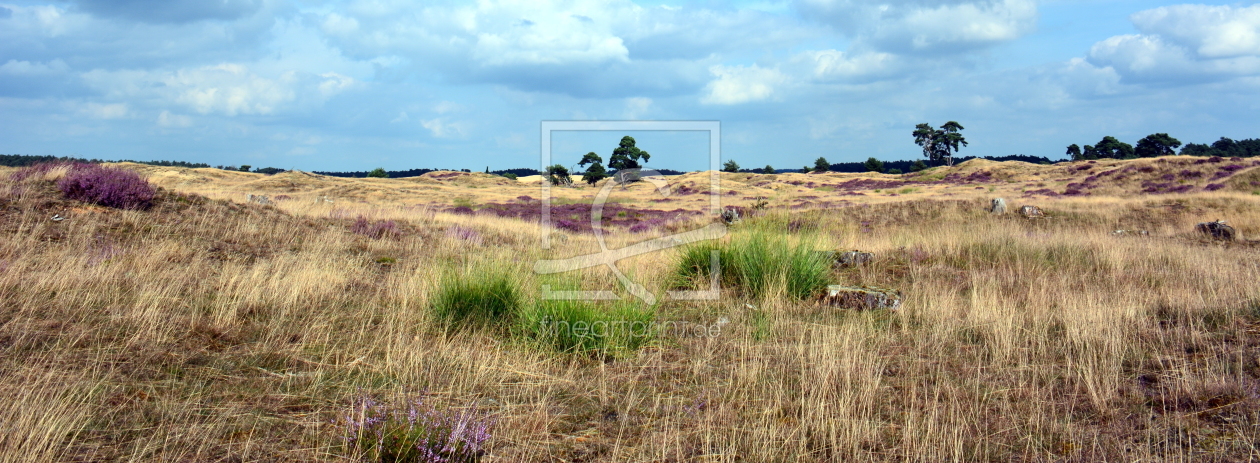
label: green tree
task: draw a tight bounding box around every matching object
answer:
[913,121,968,166]
[544,164,571,185]
[863,157,885,173]
[910,160,928,172]
[1081,145,1098,160]
[813,157,831,173]
[1135,133,1182,158]
[502,173,518,180]
[484,166,489,173]
[239,165,252,172]
[762,165,775,174]
[1066,144,1082,160]
[1092,136,1134,159]
[887,168,903,175]
[609,136,650,182]
[367,167,388,178]
[801,166,811,173]
[722,160,740,173]
[578,152,608,186]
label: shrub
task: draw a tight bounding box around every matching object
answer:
[56,164,156,210]
[351,216,401,239]
[516,299,655,356]
[339,394,493,463]
[673,231,831,300]
[430,269,520,328]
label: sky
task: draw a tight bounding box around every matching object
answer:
[1,0,1258,173]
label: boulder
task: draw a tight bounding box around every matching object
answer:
[720,208,741,224]
[822,285,902,310]
[1196,220,1238,241]
[247,194,272,205]
[1019,205,1044,218]
[835,251,875,268]
[991,198,1007,214]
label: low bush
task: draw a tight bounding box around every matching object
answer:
[351,216,401,239]
[430,269,520,328]
[57,164,157,210]
[516,299,655,356]
[338,394,493,463]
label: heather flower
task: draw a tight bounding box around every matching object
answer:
[446,225,482,244]
[339,393,494,463]
[351,216,401,239]
[54,164,156,210]
[1204,183,1227,191]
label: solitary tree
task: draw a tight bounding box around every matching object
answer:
[762,165,775,174]
[1092,136,1135,159]
[544,164,571,185]
[722,160,740,172]
[913,121,968,166]
[1066,144,1082,160]
[368,167,388,178]
[578,152,608,186]
[863,157,885,173]
[609,136,650,182]
[1135,133,1182,158]
[813,157,831,173]
[239,165,252,173]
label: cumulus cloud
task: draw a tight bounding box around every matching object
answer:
[81,63,358,116]
[421,118,466,138]
[1086,4,1260,83]
[701,64,787,105]
[803,50,903,83]
[795,0,1037,54]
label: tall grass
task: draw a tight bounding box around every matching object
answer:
[673,230,832,300]
[429,267,521,328]
[516,299,655,356]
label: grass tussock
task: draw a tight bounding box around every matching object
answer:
[430,266,522,328]
[516,299,655,356]
[674,228,832,301]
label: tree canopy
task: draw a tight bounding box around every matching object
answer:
[913,121,968,166]
[578,152,608,186]
[863,157,885,173]
[722,160,740,172]
[1135,133,1182,158]
[813,157,831,173]
[608,136,650,170]
[762,165,775,174]
[367,167,388,178]
[544,164,571,185]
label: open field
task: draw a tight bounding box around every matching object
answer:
[2,158,1260,462]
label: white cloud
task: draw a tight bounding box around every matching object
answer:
[79,102,129,119]
[1086,5,1260,84]
[701,65,787,105]
[805,50,901,82]
[796,0,1037,53]
[1130,5,1260,59]
[81,63,359,116]
[0,59,70,76]
[623,97,652,118]
[421,118,465,138]
[157,110,193,127]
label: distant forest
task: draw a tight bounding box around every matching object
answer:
[824,154,1057,173]
[0,154,211,169]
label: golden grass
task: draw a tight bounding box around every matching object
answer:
[1,160,1259,461]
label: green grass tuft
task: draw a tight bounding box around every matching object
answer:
[673,231,832,300]
[516,300,655,356]
[430,268,520,328]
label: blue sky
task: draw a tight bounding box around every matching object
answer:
[2,0,1258,172]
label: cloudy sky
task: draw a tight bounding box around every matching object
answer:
[2,0,1258,172]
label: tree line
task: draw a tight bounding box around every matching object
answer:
[0,154,212,169]
[1066,134,1260,160]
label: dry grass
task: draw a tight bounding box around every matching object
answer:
[1,160,1259,462]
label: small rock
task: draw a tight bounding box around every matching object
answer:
[1112,229,1150,237]
[246,194,272,205]
[1196,220,1239,241]
[835,250,875,268]
[720,208,741,224]
[991,198,1007,214]
[51,214,65,222]
[822,285,902,310]
[1019,205,1045,218]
